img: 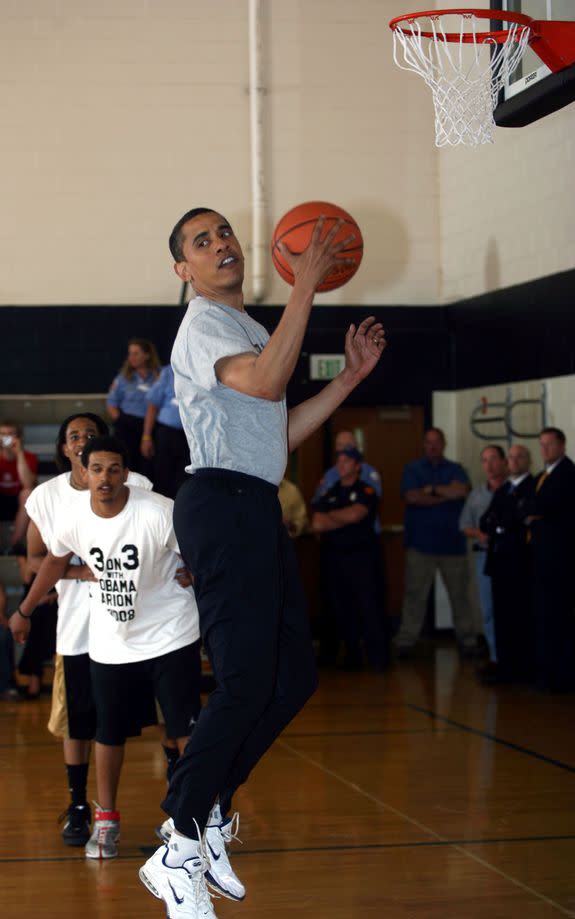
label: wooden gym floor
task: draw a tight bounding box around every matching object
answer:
[1,645,574,919]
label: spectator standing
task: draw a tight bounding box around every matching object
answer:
[141,365,189,499]
[460,444,508,671]
[278,477,308,538]
[480,444,535,684]
[314,429,383,665]
[394,428,476,657]
[0,420,38,552]
[527,427,575,692]
[312,446,387,670]
[313,429,382,518]
[106,339,161,476]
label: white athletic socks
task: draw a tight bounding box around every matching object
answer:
[207,802,222,826]
[165,830,202,867]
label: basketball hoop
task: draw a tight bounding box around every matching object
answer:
[390,9,536,146]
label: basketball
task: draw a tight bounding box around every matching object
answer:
[271,201,364,292]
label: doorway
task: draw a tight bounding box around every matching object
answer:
[289,404,425,618]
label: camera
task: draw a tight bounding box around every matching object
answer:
[1,435,13,448]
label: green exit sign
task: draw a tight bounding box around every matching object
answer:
[309,354,345,381]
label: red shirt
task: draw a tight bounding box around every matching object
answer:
[0,451,39,496]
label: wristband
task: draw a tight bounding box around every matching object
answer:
[141,435,152,441]
[16,607,32,620]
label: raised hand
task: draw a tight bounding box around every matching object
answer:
[276,216,356,293]
[343,317,386,383]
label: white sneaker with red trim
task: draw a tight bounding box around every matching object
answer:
[85,806,120,859]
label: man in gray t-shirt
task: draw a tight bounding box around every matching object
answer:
[171,298,288,484]
[140,207,386,919]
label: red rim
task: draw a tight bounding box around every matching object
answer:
[389,8,534,44]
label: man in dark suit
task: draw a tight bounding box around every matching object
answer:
[480,445,535,683]
[528,427,575,692]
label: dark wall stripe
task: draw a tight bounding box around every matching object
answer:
[3,267,575,398]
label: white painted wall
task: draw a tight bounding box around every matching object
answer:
[433,374,575,485]
[438,0,575,302]
[0,0,438,306]
[2,2,572,307]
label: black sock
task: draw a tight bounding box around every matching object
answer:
[163,745,180,783]
[66,763,89,808]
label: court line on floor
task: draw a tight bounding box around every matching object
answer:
[0,729,437,750]
[282,728,446,738]
[279,739,575,918]
[0,740,63,749]
[3,833,575,865]
[406,703,575,774]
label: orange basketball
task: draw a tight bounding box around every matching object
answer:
[271,201,363,292]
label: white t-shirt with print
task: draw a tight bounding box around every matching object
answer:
[50,486,199,664]
[25,471,152,656]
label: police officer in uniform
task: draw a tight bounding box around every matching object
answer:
[312,446,387,671]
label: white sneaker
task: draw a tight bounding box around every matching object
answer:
[85,807,120,859]
[204,807,245,901]
[139,844,217,919]
[156,815,175,844]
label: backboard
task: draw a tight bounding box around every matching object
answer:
[494,0,575,126]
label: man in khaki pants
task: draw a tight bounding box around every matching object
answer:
[394,428,477,658]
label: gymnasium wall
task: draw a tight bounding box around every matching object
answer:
[433,374,575,486]
[438,0,575,302]
[0,0,439,308]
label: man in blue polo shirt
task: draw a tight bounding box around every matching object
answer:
[394,427,477,657]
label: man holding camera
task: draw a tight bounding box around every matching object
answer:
[0,420,38,553]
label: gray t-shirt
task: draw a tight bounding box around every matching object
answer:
[171,296,288,486]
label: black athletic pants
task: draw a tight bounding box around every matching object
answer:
[163,469,318,838]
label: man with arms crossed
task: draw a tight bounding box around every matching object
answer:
[12,436,202,860]
[139,208,386,919]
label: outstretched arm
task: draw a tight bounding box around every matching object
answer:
[216,217,356,401]
[288,317,386,451]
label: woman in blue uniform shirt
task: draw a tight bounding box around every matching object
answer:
[106,338,161,476]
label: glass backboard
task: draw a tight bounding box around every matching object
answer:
[494,0,575,125]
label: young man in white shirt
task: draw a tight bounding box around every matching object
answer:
[12,436,201,860]
[24,413,154,847]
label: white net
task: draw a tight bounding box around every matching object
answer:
[392,13,532,147]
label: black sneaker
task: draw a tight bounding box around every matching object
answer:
[59,803,92,847]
